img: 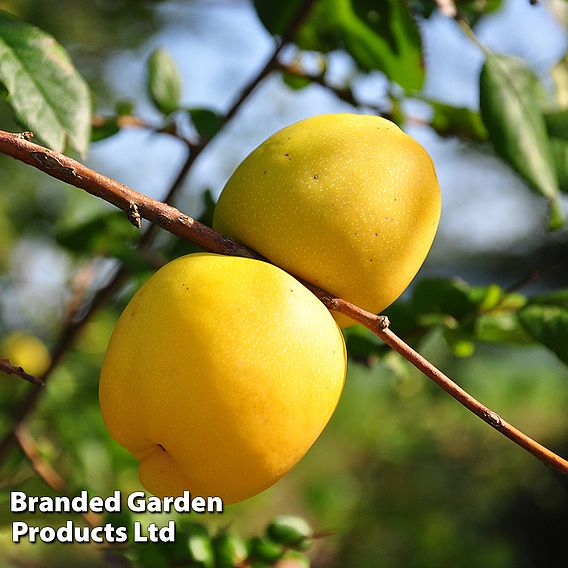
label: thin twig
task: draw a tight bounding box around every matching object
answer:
[505,258,567,294]
[277,63,428,127]
[222,0,318,125]
[15,429,102,528]
[0,129,566,476]
[15,429,66,492]
[0,359,44,386]
[0,0,318,466]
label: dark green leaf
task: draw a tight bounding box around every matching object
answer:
[56,211,138,255]
[411,278,476,320]
[267,515,312,548]
[253,0,304,36]
[188,108,222,139]
[115,99,135,116]
[56,211,150,271]
[544,110,568,141]
[338,0,424,90]
[199,189,217,227]
[254,0,424,89]
[249,536,285,562]
[254,0,339,52]
[551,138,568,193]
[91,116,119,142]
[147,48,181,115]
[479,53,563,230]
[343,324,385,361]
[428,100,488,142]
[382,300,420,337]
[282,69,313,90]
[213,531,248,568]
[518,304,568,365]
[0,10,91,155]
[526,289,568,309]
[134,544,169,568]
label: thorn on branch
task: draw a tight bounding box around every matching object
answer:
[0,359,44,386]
[127,202,142,229]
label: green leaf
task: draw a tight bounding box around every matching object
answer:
[343,324,385,361]
[526,289,568,309]
[115,99,135,116]
[91,116,119,142]
[544,110,568,141]
[335,0,424,90]
[267,516,312,547]
[186,523,214,567]
[550,137,568,193]
[552,52,568,108]
[188,108,222,139]
[134,544,169,568]
[479,53,563,230]
[254,0,339,52]
[282,69,313,90]
[56,210,138,255]
[475,312,532,344]
[147,48,181,115]
[0,10,91,155]
[198,189,217,227]
[444,329,475,358]
[56,210,151,271]
[253,0,304,36]
[428,100,488,142]
[249,536,285,563]
[412,278,476,320]
[518,304,568,365]
[213,531,248,568]
[254,0,424,90]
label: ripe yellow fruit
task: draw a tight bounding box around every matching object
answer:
[214,114,441,325]
[1,331,51,377]
[99,253,346,503]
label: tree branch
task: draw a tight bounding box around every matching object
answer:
[277,63,429,128]
[0,129,566,476]
[15,429,102,527]
[0,359,44,386]
[0,0,318,467]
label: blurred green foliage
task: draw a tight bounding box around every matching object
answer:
[0,0,567,567]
